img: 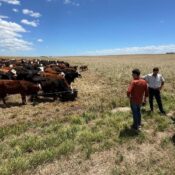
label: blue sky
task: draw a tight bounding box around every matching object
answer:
[0,0,175,56]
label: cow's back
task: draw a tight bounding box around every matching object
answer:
[0,80,39,95]
[19,81,40,95]
[0,80,21,94]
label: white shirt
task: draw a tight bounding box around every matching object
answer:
[143,73,165,89]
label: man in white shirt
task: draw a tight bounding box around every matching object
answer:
[143,67,165,114]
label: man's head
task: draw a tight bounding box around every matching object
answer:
[132,69,140,79]
[153,67,159,76]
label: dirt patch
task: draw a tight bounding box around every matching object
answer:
[29,150,116,175]
[167,111,175,117]
[111,107,130,113]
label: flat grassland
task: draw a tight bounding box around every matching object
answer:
[0,54,175,175]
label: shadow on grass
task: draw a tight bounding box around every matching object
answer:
[172,135,175,145]
[32,97,55,103]
[171,116,175,124]
[141,108,153,115]
[119,127,139,138]
[170,115,175,146]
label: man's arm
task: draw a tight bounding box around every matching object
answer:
[142,83,149,105]
[160,75,165,90]
[141,74,148,81]
[127,81,134,98]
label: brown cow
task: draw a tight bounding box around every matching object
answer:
[44,67,58,74]
[0,80,41,105]
[40,72,70,89]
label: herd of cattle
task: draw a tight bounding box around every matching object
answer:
[0,58,88,105]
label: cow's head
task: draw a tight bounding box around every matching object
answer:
[65,71,81,85]
[10,69,18,78]
[77,70,82,78]
[60,72,65,78]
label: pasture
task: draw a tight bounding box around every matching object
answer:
[0,54,175,175]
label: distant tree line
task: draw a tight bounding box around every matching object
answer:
[166,52,175,54]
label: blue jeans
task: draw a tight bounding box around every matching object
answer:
[130,103,141,129]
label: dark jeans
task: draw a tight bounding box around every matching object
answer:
[130,103,141,129]
[149,88,164,113]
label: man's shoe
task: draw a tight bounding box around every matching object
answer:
[148,110,153,113]
[130,125,140,131]
[138,126,142,132]
[161,111,166,115]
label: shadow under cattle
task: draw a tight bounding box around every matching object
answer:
[119,127,139,138]
[0,102,24,108]
[30,97,55,103]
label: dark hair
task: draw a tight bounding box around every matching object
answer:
[132,69,140,76]
[153,67,159,71]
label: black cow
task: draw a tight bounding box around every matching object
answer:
[31,76,74,101]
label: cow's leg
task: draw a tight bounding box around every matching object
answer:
[2,98,7,105]
[31,94,39,106]
[53,95,57,101]
[0,94,7,105]
[21,94,27,105]
[29,95,36,102]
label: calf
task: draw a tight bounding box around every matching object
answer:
[0,80,41,105]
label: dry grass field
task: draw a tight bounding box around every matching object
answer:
[0,54,175,175]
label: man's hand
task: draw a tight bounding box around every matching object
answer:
[142,102,146,106]
[142,97,147,106]
[159,86,163,91]
[159,82,164,91]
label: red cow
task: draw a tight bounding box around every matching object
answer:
[0,80,41,105]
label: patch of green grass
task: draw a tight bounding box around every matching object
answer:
[0,140,74,175]
[81,112,96,124]
[136,131,148,144]
[154,115,169,132]
[82,143,93,159]
[160,137,171,148]
[77,129,105,144]
[162,93,175,111]
[111,167,121,175]
[0,123,31,140]
[70,115,83,124]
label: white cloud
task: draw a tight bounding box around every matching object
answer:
[0,18,33,51]
[22,9,41,18]
[75,3,80,6]
[85,45,175,56]
[0,0,20,5]
[0,15,9,19]
[63,0,80,6]
[37,38,43,42]
[21,19,39,27]
[0,2,2,6]
[64,0,71,4]
[12,8,18,12]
